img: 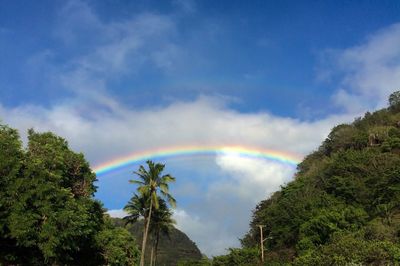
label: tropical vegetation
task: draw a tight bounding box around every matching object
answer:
[0,127,139,265]
[125,160,176,266]
[124,195,176,265]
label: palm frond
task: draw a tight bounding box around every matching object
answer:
[152,191,159,210]
[161,174,176,183]
[137,185,151,195]
[167,194,177,208]
[123,214,140,225]
[129,179,145,186]
[159,183,169,194]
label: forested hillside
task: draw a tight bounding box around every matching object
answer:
[113,218,203,265]
[207,93,400,265]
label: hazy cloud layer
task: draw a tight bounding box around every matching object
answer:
[0,96,349,164]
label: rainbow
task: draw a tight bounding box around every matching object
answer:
[93,145,303,176]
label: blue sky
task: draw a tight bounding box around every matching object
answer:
[1,0,400,256]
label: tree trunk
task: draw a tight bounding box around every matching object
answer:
[150,244,154,266]
[140,198,153,266]
[154,229,160,266]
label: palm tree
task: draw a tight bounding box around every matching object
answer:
[149,199,175,266]
[129,160,176,266]
[123,193,148,224]
[124,195,175,266]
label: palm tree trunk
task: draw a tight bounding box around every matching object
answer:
[154,229,160,266]
[150,245,154,266]
[140,198,153,266]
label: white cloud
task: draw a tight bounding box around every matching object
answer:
[320,23,400,112]
[107,209,128,219]
[56,0,179,83]
[214,154,296,203]
[173,209,207,242]
[173,208,240,256]
[0,96,349,165]
[181,154,297,255]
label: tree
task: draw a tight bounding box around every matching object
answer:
[95,216,140,266]
[124,194,149,225]
[0,124,24,263]
[14,130,104,264]
[388,91,400,110]
[212,248,259,266]
[149,199,175,266]
[0,125,139,265]
[129,160,176,266]
[124,193,174,265]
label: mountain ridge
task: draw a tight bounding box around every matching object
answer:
[111,218,203,266]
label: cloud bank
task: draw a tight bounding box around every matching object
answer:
[0,95,350,256]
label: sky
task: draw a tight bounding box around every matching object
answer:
[1,0,400,256]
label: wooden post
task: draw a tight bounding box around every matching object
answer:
[258,225,265,263]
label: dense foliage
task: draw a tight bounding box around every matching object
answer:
[238,92,400,264]
[0,126,139,265]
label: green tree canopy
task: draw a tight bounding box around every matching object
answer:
[389,90,400,110]
[0,125,139,265]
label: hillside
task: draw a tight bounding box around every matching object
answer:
[207,93,400,265]
[112,218,202,265]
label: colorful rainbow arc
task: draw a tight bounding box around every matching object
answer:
[93,145,303,176]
